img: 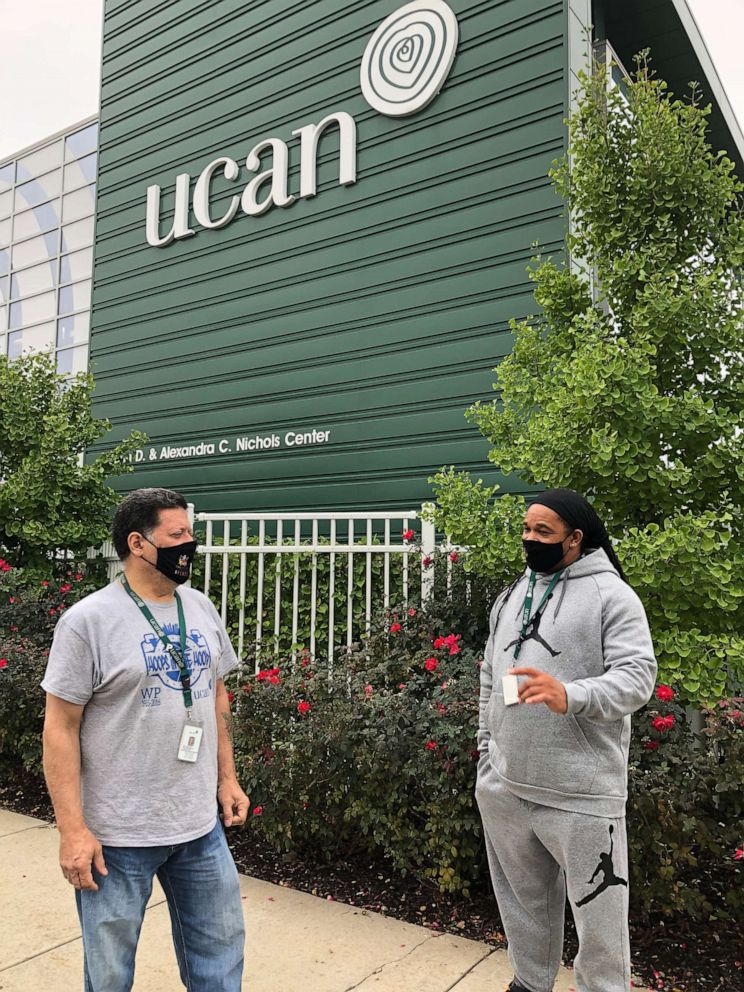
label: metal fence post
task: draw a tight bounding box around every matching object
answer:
[420,502,436,605]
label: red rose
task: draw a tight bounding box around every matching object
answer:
[389,623,401,633]
[398,683,406,690]
[734,848,744,861]
[470,749,480,761]
[436,703,447,715]
[227,691,235,704]
[644,740,659,751]
[41,580,49,587]
[402,528,415,541]
[0,658,7,670]
[449,551,458,562]
[433,636,446,649]
[74,573,83,581]
[408,608,416,617]
[655,685,674,702]
[298,700,311,715]
[364,684,373,698]
[252,806,263,817]
[301,657,310,667]
[652,715,675,733]
[422,556,432,568]
[425,741,438,751]
[59,583,72,595]
[424,657,438,672]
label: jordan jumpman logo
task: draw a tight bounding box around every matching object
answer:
[575,825,628,907]
[504,593,561,658]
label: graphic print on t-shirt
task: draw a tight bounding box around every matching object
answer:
[140,624,212,691]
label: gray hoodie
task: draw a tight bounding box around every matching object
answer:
[478,548,657,817]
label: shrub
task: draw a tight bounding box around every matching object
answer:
[0,559,104,772]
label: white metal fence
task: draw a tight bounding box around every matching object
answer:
[100,503,458,668]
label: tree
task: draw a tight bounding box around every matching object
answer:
[426,57,744,701]
[0,353,146,568]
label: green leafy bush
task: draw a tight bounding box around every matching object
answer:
[0,559,104,771]
[427,57,744,703]
[0,353,145,569]
[231,556,494,897]
[3,550,741,923]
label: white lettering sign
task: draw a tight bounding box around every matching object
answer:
[131,429,333,463]
[144,3,458,247]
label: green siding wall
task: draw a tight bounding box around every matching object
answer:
[91,0,568,512]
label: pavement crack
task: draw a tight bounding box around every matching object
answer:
[443,946,498,991]
[0,934,82,973]
[341,931,440,991]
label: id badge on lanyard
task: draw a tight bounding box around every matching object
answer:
[120,576,204,763]
[502,569,563,705]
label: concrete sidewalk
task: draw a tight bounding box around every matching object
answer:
[0,809,579,992]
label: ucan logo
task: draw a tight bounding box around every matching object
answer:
[145,2,459,246]
[360,0,459,117]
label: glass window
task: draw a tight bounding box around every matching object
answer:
[13,201,60,241]
[0,163,14,191]
[57,310,90,348]
[0,307,6,333]
[0,190,11,219]
[9,290,56,329]
[12,230,59,269]
[0,275,7,304]
[62,184,96,224]
[0,218,10,248]
[11,260,56,299]
[60,247,93,284]
[65,124,98,161]
[8,321,55,358]
[0,248,9,277]
[16,142,61,181]
[14,170,61,211]
[61,215,94,252]
[56,344,88,376]
[63,153,97,192]
[59,279,92,314]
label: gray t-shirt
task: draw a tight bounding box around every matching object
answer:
[42,579,238,846]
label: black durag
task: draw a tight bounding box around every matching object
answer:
[531,488,627,582]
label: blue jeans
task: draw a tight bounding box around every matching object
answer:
[75,819,244,992]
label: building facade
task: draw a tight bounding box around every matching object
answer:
[4,1,742,517]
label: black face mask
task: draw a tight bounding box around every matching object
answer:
[143,536,198,585]
[522,538,567,574]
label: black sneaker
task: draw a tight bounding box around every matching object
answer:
[508,982,532,992]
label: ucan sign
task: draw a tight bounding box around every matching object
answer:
[145,1,458,248]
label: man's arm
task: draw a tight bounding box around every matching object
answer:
[42,694,107,891]
[215,679,250,827]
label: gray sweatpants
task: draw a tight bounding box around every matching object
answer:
[475,757,631,992]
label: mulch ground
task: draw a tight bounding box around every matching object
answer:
[1,770,740,992]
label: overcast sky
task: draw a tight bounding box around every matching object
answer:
[1,0,743,162]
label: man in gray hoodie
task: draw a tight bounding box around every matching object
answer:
[475,488,657,992]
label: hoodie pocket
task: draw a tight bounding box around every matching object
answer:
[524,712,598,794]
[487,691,598,795]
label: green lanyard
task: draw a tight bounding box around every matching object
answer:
[120,575,193,713]
[513,569,564,660]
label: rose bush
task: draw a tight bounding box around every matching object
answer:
[2,547,741,924]
[0,560,104,772]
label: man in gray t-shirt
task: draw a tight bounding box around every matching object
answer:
[42,487,248,992]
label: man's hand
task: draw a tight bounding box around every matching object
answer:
[217,778,250,827]
[59,825,107,891]
[509,667,568,714]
